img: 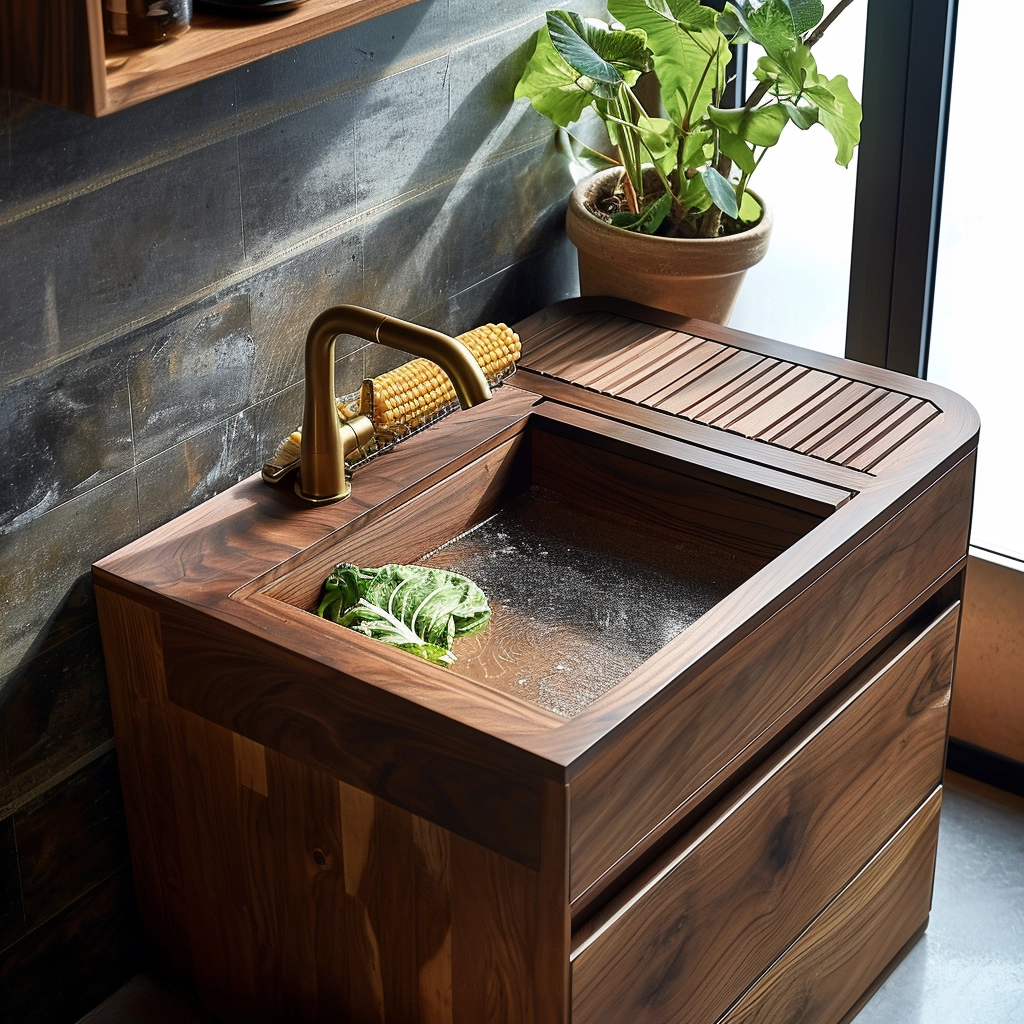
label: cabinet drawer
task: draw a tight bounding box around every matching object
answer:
[719,786,942,1024]
[570,603,957,1024]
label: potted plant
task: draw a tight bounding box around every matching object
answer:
[514,0,862,323]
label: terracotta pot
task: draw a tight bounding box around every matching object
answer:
[566,167,773,325]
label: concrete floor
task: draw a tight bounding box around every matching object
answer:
[78,772,1024,1024]
[851,772,1024,1024]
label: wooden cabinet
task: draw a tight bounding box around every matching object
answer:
[0,0,419,116]
[94,298,979,1022]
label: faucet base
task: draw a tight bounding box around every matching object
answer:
[294,475,351,504]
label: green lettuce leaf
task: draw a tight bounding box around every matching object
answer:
[317,562,491,665]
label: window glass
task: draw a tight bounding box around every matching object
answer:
[728,2,868,358]
[927,0,1023,561]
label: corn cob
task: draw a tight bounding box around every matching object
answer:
[365,322,520,433]
[262,322,521,484]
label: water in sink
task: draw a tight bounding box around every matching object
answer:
[418,485,762,717]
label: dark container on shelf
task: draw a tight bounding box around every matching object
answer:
[104,0,192,44]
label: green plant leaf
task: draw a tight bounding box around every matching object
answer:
[337,600,457,666]
[739,190,762,222]
[514,27,596,126]
[317,562,491,665]
[718,2,753,43]
[806,74,862,165]
[717,127,756,173]
[682,171,713,212]
[681,127,713,166]
[709,102,788,147]
[636,115,680,176]
[700,165,738,218]
[744,0,798,61]
[781,100,817,129]
[610,190,673,232]
[546,11,652,99]
[609,0,729,127]
[780,0,824,35]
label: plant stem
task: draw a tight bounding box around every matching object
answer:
[562,129,620,166]
[742,0,859,112]
[805,0,858,47]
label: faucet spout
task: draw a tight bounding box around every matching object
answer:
[297,305,492,505]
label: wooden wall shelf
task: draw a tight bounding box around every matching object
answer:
[1,0,419,117]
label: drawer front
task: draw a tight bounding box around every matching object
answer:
[719,786,942,1024]
[570,603,957,1024]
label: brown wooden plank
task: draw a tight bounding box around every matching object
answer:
[570,606,957,1024]
[701,362,806,430]
[725,369,840,438]
[232,732,268,797]
[682,357,784,421]
[411,814,454,1024]
[768,380,876,447]
[0,0,105,115]
[94,589,192,981]
[846,400,940,472]
[450,779,569,1024]
[719,787,941,1024]
[809,392,913,462]
[655,350,768,416]
[791,388,892,456]
[615,337,729,404]
[535,319,662,380]
[102,0,421,114]
[520,311,612,361]
[521,312,621,369]
[511,370,868,495]
[568,456,972,909]
[579,330,696,391]
[531,430,819,562]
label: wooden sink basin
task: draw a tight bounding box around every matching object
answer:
[94,298,978,1024]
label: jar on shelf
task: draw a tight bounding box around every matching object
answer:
[103,0,192,44]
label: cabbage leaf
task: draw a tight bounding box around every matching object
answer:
[316,562,491,666]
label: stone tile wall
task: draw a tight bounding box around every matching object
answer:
[0,2,599,1016]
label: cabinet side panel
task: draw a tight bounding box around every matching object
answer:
[94,587,192,981]
[0,0,103,115]
[98,584,570,1023]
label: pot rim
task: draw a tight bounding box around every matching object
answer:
[566,167,773,276]
[569,166,772,246]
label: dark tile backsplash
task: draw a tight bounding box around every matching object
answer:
[0,0,585,1017]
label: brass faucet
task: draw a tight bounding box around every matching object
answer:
[296,305,493,504]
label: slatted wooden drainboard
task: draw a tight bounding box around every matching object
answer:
[518,311,940,474]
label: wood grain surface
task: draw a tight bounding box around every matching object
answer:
[92,299,979,1024]
[718,787,942,1024]
[1,0,105,116]
[2,0,420,116]
[567,453,972,910]
[98,589,569,1023]
[520,311,940,474]
[570,604,957,1024]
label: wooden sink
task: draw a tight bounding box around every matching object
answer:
[94,298,978,1024]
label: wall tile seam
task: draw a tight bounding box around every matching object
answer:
[0,463,138,540]
[0,133,559,389]
[0,853,130,960]
[0,737,117,823]
[131,375,318,469]
[0,9,555,232]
